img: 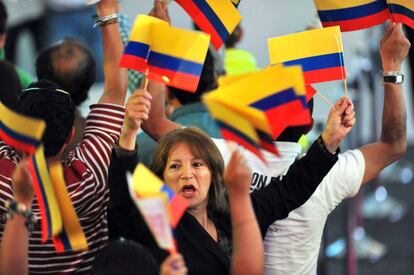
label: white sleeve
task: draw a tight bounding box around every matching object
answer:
[318,149,365,213]
[212,138,269,175]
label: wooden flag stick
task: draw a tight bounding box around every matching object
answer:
[334,34,347,98]
[316,91,334,109]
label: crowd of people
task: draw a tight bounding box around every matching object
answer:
[0,0,410,274]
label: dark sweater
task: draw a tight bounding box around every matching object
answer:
[107,137,339,275]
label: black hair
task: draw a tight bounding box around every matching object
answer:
[0,60,21,109]
[91,240,159,275]
[18,80,75,157]
[276,98,314,142]
[168,49,217,104]
[0,0,7,34]
[35,38,96,106]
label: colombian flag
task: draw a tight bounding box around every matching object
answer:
[314,0,390,31]
[50,162,88,252]
[203,99,266,162]
[120,15,210,92]
[0,102,45,154]
[119,15,168,72]
[130,164,188,252]
[268,26,346,85]
[175,0,242,49]
[388,0,414,29]
[28,146,62,242]
[147,23,210,92]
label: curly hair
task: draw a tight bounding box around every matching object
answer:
[18,80,75,157]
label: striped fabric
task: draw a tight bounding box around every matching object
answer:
[0,104,125,274]
[388,0,414,29]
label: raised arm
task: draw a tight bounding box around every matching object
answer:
[359,22,410,184]
[96,0,128,105]
[0,160,34,275]
[251,97,355,235]
[224,150,263,275]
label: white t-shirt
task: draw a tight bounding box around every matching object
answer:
[261,143,365,275]
[213,138,365,275]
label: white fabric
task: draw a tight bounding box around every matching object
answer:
[262,143,365,275]
[3,1,44,26]
[212,138,269,180]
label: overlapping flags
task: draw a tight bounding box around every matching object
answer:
[128,164,188,252]
[0,102,45,154]
[314,0,390,31]
[28,147,88,252]
[388,0,414,29]
[203,65,311,161]
[174,0,242,49]
[120,15,210,92]
[268,26,346,85]
[314,0,414,31]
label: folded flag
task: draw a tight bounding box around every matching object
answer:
[388,0,414,29]
[119,15,168,73]
[203,98,267,161]
[314,0,390,31]
[120,15,210,92]
[268,26,346,84]
[129,164,188,252]
[147,22,210,92]
[50,162,88,252]
[175,0,242,49]
[28,146,62,242]
[0,102,46,154]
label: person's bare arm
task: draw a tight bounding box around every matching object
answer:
[224,150,263,275]
[0,160,34,275]
[359,22,410,184]
[96,0,128,105]
[140,81,182,140]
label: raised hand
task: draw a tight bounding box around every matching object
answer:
[160,253,188,275]
[224,149,252,196]
[149,0,171,24]
[11,159,34,207]
[380,22,411,72]
[322,97,356,153]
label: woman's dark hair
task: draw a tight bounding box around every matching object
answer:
[91,240,159,275]
[17,80,75,157]
[150,127,228,214]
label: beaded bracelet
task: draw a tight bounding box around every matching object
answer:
[93,13,119,28]
[6,200,37,234]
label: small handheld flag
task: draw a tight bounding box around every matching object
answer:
[268,26,346,85]
[0,102,46,154]
[175,0,242,49]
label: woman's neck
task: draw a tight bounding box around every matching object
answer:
[188,205,218,241]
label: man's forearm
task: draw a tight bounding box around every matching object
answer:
[380,82,407,156]
[141,81,181,140]
[97,5,128,105]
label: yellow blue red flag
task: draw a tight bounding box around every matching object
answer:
[50,162,88,252]
[0,102,45,154]
[314,0,389,31]
[175,0,242,49]
[268,26,346,84]
[387,0,414,29]
[28,146,62,243]
[129,164,188,252]
[120,15,210,92]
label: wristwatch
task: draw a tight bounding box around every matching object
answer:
[382,72,404,84]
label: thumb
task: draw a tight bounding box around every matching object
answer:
[383,21,395,39]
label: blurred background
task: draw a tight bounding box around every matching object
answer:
[3,0,414,274]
